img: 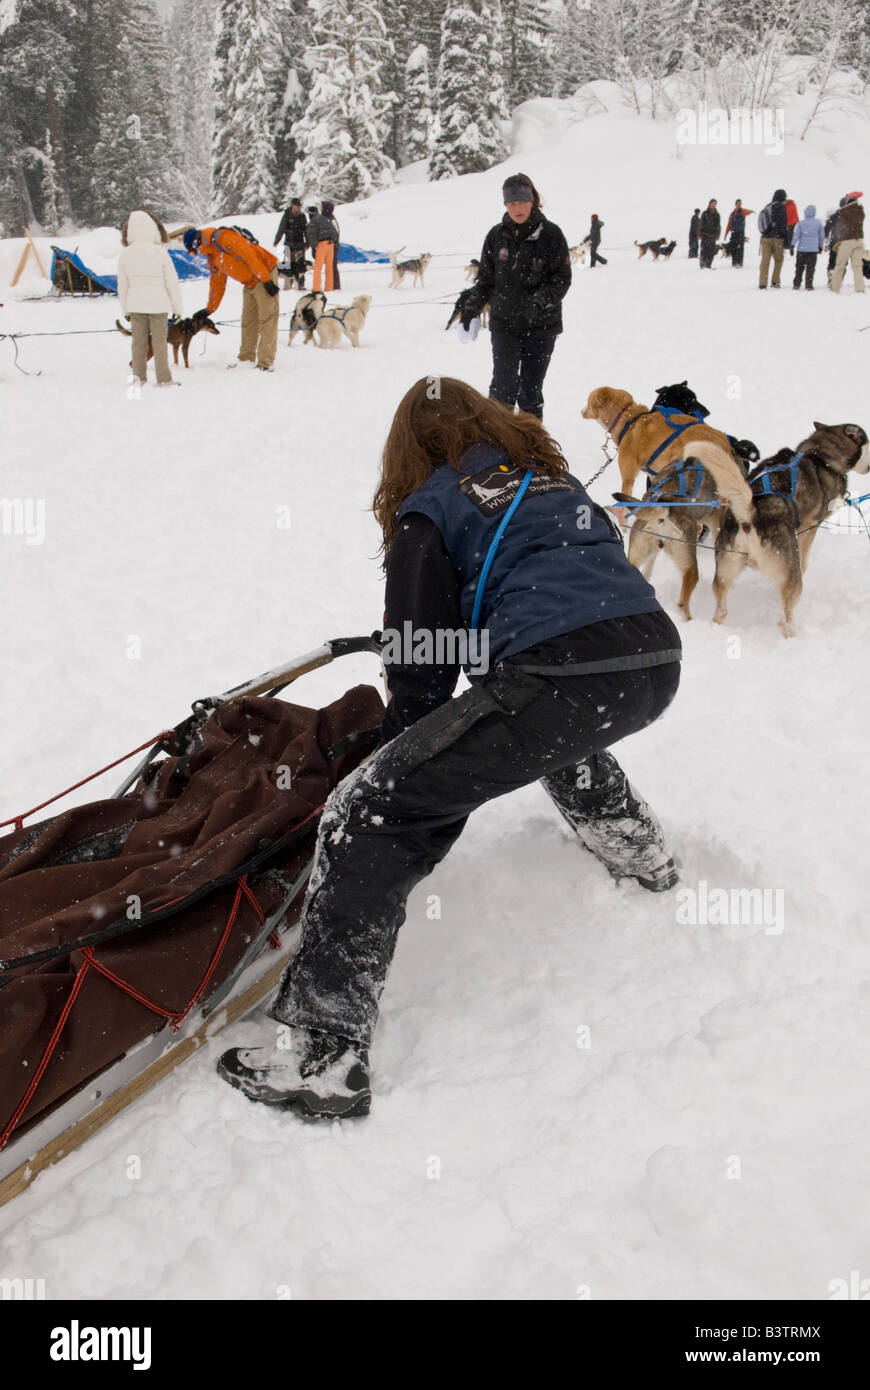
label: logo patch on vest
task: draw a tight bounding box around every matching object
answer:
[459,463,580,516]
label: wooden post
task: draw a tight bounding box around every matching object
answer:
[10,228,48,286]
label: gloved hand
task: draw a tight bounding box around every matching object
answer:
[192,308,210,322]
[264,280,280,297]
[525,291,551,327]
[457,288,480,330]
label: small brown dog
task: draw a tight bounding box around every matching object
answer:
[116,314,220,367]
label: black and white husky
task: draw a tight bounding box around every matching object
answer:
[389,251,431,289]
[288,290,326,345]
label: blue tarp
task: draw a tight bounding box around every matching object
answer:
[337,243,389,264]
[50,240,387,294]
[50,245,209,294]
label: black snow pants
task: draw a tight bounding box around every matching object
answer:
[489,327,557,419]
[271,653,680,1047]
[699,236,717,268]
[793,251,817,288]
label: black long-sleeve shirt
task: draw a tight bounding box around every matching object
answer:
[380,513,681,743]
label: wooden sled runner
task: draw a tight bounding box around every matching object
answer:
[0,635,383,1208]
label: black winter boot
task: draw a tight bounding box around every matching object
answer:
[543,750,679,892]
[218,1026,371,1117]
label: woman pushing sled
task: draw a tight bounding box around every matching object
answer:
[219,378,682,1119]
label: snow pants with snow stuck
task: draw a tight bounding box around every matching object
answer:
[271,652,680,1047]
[489,328,557,419]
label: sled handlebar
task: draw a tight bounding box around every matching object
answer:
[220,632,384,700]
[111,634,384,799]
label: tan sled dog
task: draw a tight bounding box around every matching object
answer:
[312,294,372,349]
[582,385,736,499]
[613,456,731,622]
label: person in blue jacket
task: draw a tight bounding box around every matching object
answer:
[792,204,825,289]
[218,377,682,1120]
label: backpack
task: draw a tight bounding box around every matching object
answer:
[653,381,710,419]
[758,204,773,236]
[215,224,259,246]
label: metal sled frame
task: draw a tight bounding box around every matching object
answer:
[0,634,383,1208]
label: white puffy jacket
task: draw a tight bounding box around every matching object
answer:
[117,210,184,316]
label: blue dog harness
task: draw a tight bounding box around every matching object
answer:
[620,457,720,512]
[750,452,802,499]
[611,403,708,480]
[320,305,353,325]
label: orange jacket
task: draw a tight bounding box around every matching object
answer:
[200,227,278,313]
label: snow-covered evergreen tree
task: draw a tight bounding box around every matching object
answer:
[40,128,61,232]
[169,0,219,219]
[82,0,183,224]
[291,0,395,203]
[127,0,186,212]
[272,0,311,203]
[430,0,507,179]
[212,0,279,214]
[0,0,78,229]
[415,0,448,66]
[502,0,552,105]
[404,43,434,164]
[379,0,411,166]
[552,0,590,96]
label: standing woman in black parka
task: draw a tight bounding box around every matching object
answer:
[462,173,571,420]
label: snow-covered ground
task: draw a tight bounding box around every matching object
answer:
[1,87,870,1299]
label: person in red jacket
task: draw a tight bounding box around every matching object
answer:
[784,198,799,257]
[184,225,280,370]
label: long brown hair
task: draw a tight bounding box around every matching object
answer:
[373,377,569,551]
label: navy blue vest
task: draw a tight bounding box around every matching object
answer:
[396,443,660,666]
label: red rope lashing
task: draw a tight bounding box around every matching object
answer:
[82,949,175,1020]
[0,730,175,832]
[0,875,268,1151]
[169,874,263,1029]
[0,960,92,1153]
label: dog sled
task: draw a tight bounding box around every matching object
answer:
[0,636,384,1208]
